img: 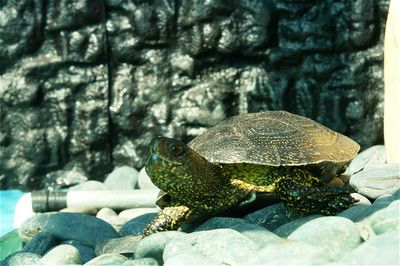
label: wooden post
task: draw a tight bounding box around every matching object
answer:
[384,0,400,163]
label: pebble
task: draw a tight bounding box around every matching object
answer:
[350,193,371,205]
[123,257,159,266]
[389,199,400,206]
[244,239,329,265]
[164,254,222,266]
[19,212,119,247]
[373,188,400,206]
[274,215,323,237]
[339,190,399,223]
[0,230,23,261]
[138,167,158,190]
[163,229,256,265]
[95,235,142,256]
[288,216,362,261]
[365,201,400,234]
[162,233,198,260]
[38,244,81,265]
[338,205,374,222]
[230,223,281,248]
[180,219,208,233]
[63,240,97,264]
[104,166,139,190]
[85,253,128,265]
[1,251,41,266]
[119,208,160,221]
[193,217,249,231]
[119,213,158,237]
[21,231,58,256]
[354,221,376,241]
[135,231,186,264]
[340,232,400,265]
[96,207,126,232]
[350,163,400,199]
[96,207,118,218]
[345,145,387,176]
[243,203,292,231]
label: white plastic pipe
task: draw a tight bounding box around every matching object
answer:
[14,190,159,229]
[66,190,158,209]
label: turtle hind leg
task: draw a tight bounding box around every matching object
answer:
[143,206,192,236]
[276,177,357,215]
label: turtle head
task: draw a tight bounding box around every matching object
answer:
[147,137,189,167]
[145,137,221,204]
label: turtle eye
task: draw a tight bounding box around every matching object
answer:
[170,142,185,157]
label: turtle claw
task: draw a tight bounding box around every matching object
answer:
[143,206,192,236]
[277,177,357,215]
[237,192,257,208]
[322,193,358,215]
[352,197,360,204]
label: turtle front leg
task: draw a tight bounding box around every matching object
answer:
[143,206,192,236]
[276,177,357,215]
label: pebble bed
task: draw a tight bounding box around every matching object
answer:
[1,145,399,265]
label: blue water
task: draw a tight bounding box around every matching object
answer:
[0,190,25,236]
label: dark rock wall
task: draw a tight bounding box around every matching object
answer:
[0,0,389,189]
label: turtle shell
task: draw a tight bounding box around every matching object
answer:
[188,111,360,167]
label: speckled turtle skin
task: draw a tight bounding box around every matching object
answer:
[143,111,360,236]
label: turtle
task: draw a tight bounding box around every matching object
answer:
[143,111,360,236]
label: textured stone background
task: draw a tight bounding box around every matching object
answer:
[0,0,389,190]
